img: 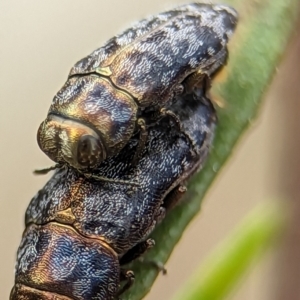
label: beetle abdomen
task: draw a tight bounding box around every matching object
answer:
[11,223,119,300]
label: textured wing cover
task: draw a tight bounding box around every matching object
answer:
[69,3,237,105]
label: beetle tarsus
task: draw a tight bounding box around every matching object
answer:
[33,163,62,175]
[131,118,148,166]
[117,270,135,297]
[163,184,187,212]
[137,257,167,275]
[184,72,212,95]
[120,238,155,266]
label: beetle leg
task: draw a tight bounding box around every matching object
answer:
[80,171,140,187]
[116,270,135,298]
[35,164,141,187]
[116,239,156,297]
[155,206,166,225]
[183,71,211,95]
[131,118,148,166]
[172,84,184,97]
[163,184,187,213]
[134,238,166,274]
[120,238,167,276]
[33,163,62,175]
[160,108,181,127]
[160,108,197,155]
[120,238,155,266]
[138,258,167,275]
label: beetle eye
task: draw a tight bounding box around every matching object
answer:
[77,135,102,168]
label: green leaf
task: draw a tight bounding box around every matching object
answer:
[173,202,285,300]
[124,0,300,299]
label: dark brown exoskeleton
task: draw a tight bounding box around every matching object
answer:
[36,3,237,181]
[11,85,217,299]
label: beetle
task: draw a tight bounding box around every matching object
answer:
[11,86,217,299]
[36,3,237,181]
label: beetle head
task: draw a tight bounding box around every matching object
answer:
[37,115,107,170]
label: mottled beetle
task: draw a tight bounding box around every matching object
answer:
[36,3,237,180]
[11,87,217,299]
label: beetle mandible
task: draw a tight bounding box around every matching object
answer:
[37,3,237,181]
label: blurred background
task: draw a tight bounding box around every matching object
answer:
[1,1,299,299]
